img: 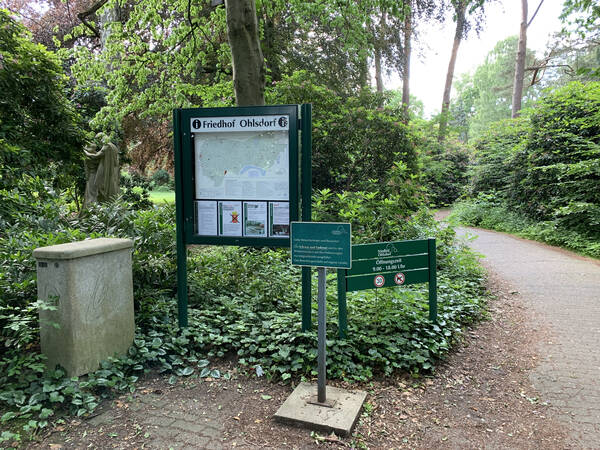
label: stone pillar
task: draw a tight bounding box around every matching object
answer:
[33,238,134,376]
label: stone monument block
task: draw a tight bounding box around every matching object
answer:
[33,238,134,376]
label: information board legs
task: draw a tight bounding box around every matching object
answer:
[176,243,188,328]
[337,269,348,339]
[302,267,312,331]
[317,267,327,403]
[428,238,437,322]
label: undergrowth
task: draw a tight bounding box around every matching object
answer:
[1,198,487,444]
[451,195,600,258]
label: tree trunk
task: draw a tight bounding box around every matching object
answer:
[438,0,467,142]
[99,2,118,51]
[401,2,412,122]
[225,0,265,106]
[374,46,384,92]
[373,12,387,93]
[511,0,528,118]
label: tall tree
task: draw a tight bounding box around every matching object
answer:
[401,0,412,121]
[511,0,528,117]
[453,36,539,139]
[438,0,467,141]
[225,0,265,106]
[511,0,544,117]
[438,0,486,141]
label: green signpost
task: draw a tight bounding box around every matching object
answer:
[291,222,352,269]
[173,104,313,328]
[291,222,351,405]
[337,238,437,338]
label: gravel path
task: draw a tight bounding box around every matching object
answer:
[459,227,600,448]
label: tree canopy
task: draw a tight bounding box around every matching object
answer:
[0,9,84,192]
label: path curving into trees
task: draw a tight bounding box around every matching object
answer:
[459,226,600,448]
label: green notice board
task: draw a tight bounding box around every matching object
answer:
[336,238,437,338]
[291,222,351,269]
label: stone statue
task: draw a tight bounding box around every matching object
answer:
[83,132,120,209]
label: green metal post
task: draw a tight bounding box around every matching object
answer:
[173,109,188,328]
[337,269,348,339]
[428,238,437,323]
[301,104,313,331]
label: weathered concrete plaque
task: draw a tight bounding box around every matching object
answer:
[274,382,367,436]
[34,238,134,376]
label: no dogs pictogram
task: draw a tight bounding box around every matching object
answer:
[394,272,405,285]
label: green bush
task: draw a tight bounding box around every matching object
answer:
[452,196,600,258]
[150,169,171,188]
[464,81,600,249]
[0,10,85,194]
[413,127,471,207]
[267,71,419,192]
[520,82,600,234]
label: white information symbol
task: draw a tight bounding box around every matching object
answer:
[374,275,385,288]
[394,272,405,285]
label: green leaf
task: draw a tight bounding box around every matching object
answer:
[261,395,272,400]
[39,408,54,419]
[1,412,17,423]
[179,367,194,376]
[49,391,65,403]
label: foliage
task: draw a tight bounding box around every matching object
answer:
[561,0,600,37]
[411,121,471,206]
[459,81,600,256]
[150,169,171,188]
[452,195,600,258]
[468,117,530,200]
[268,71,419,192]
[0,9,85,194]
[519,81,600,234]
[0,181,487,441]
[452,36,540,140]
[119,172,153,210]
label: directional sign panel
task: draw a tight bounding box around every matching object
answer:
[291,222,351,269]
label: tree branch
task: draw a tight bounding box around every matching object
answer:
[77,0,109,39]
[527,0,545,27]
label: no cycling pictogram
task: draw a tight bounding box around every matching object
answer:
[394,272,405,285]
[374,274,385,288]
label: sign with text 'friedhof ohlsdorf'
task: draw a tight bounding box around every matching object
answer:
[173,105,312,328]
[175,105,301,248]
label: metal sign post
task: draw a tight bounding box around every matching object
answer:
[317,266,327,403]
[277,222,365,437]
[290,222,351,405]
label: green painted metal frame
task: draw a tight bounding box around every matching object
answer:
[336,238,437,338]
[173,104,312,328]
[300,104,313,331]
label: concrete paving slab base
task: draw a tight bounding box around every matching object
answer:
[274,382,367,436]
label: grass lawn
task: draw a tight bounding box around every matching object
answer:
[149,189,175,204]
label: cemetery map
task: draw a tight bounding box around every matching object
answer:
[194,131,289,201]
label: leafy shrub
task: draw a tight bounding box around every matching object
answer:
[413,126,471,207]
[119,172,153,209]
[150,169,171,188]
[0,10,85,194]
[464,82,600,250]
[520,82,600,235]
[267,71,419,192]
[452,197,600,258]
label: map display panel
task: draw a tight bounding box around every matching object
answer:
[193,116,290,202]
